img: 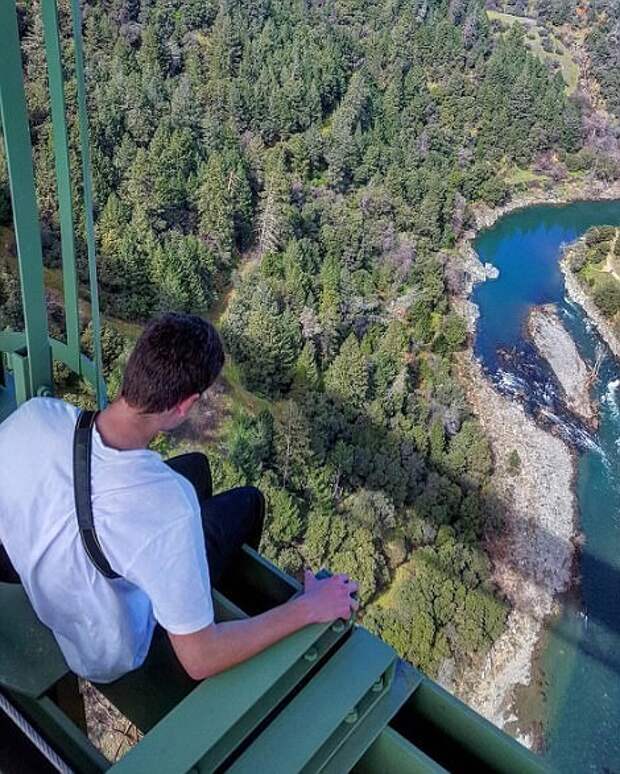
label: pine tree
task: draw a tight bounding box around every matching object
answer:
[291,341,321,396]
[257,149,291,257]
[324,334,369,411]
[97,193,128,261]
[196,154,234,258]
[318,252,341,314]
[273,399,313,487]
[224,283,302,395]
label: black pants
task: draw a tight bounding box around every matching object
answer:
[0,453,264,587]
[0,542,19,583]
[165,452,264,587]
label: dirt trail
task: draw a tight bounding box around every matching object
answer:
[602,229,620,283]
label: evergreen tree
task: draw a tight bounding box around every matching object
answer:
[197,154,235,259]
[273,399,313,488]
[257,149,291,257]
[324,334,369,411]
[291,341,321,396]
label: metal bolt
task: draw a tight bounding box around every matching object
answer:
[371,677,384,693]
[344,710,358,725]
[331,620,345,633]
[304,648,318,662]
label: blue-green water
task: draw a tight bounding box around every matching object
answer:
[472,200,620,773]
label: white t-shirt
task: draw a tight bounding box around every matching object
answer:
[0,398,214,682]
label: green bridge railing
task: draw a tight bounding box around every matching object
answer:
[0,0,105,411]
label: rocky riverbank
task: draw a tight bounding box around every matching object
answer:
[448,178,620,746]
[527,305,597,426]
[454,352,577,749]
[452,178,620,336]
[466,177,620,234]
[561,239,620,361]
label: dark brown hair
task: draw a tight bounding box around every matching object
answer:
[120,313,225,413]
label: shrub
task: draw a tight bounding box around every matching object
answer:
[593,275,620,317]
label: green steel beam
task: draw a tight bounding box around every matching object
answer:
[0,377,16,423]
[69,0,106,408]
[302,660,398,774]
[7,691,109,773]
[196,619,349,773]
[41,0,82,374]
[402,679,551,774]
[228,628,397,774]
[353,727,449,774]
[0,330,27,353]
[0,354,16,423]
[10,351,31,405]
[108,619,352,774]
[0,1,53,400]
[320,660,423,774]
[0,583,68,698]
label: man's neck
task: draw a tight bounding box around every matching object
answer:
[95,398,159,451]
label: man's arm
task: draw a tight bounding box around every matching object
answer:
[168,572,359,681]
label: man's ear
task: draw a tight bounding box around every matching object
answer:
[176,393,201,419]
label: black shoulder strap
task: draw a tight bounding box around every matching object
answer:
[73,410,120,580]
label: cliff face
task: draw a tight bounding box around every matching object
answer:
[527,304,597,426]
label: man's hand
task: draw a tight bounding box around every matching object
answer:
[302,569,359,624]
[169,569,360,681]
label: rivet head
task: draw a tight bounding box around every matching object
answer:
[344,710,358,724]
[331,620,345,633]
[304,648,318,662]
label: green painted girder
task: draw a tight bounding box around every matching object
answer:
[0,331,98,406]
[227,627,398,774]
[68,0,107,407]
[0,1,52,399]
[389,679,552,774]
[353,726,449,774]
[0,583,69,698]
[0,362,15,424]
[40,0,82,375]
[319,660,423,774]
[0,0,106,408]
[109,618,354,774]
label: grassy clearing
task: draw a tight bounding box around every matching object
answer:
[504,165,546,186]
[487,9,536,27]
[486,9,579,93]
[371,557,416,610]
[579,260,604,285]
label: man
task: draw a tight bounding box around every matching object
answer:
[0,313,357,683]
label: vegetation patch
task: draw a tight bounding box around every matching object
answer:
[570,226,620,331]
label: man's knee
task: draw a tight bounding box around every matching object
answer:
[245,486,265,521]
[240,486,265,546]
[166,452,212,499]
[188,452,211,485]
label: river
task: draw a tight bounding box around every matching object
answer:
[472,200,620,773]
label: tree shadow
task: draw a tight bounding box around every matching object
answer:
[289,380,620,682]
